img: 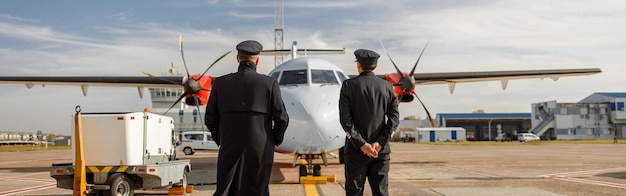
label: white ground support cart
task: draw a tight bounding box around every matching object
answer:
[50,109,191,196]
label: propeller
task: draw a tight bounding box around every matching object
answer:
[142,35,231,133]
[173,35,230,133]
[379,40,435,127]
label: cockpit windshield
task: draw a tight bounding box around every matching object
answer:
[311,69,338,84]
[277,69,340,85]
[279,69,308,85]
[336,71,349,82]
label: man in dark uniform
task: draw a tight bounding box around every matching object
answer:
[205,40,289,196]
[339,49,400,196]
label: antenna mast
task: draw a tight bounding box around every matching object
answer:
[274,0,284,67]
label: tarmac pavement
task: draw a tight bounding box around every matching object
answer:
[1,142,626,195]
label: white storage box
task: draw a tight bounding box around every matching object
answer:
[72,112,175,166]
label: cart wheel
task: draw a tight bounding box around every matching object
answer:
[175,171,188,188]
[183,147,194,155]
[107,174,133,196]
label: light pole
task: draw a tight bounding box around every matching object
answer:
[488,118,493,141]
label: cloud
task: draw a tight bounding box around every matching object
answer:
[0,13,35,23]
[227,11,273,20]
[285,1,358,8]
[105,11,134,22]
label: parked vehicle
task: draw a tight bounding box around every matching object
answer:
[495,133,512,142]
[518,133,540,142]
[179,131,219,155]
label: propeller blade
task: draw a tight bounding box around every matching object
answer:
[409,39,431,76]
[179,35,191,78]
[413,92,435,127]
[164,93,187,114]
[192,94,207,132]
[200,51,232,77]
[141,71,182,85]
[378,40,404,77]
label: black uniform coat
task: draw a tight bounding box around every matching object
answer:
[339,71,399,196]
[205,61,289,196]
[339,71,399,155]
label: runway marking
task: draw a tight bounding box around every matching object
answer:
[542,167,626,190]
[0,176,56,183]
[553,177,626,189]
[304,184,319,196]
[542,167,626,178]
[0,183,56,195]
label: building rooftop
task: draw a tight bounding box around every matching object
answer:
[437,113,531,119]
[595,92,626,98]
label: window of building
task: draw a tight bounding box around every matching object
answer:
[556,129,570,135]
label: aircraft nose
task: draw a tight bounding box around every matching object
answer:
[277,86,345,154]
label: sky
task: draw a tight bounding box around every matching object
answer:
[0,0,624,135]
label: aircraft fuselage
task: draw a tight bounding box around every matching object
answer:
[268,57,347,156]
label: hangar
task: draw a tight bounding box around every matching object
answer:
[437,113,531,141]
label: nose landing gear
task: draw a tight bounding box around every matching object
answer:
[293,154,336,184]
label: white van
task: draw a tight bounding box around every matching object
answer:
[179,131,219,155]
[518,133,540,142]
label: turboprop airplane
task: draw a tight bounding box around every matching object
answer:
[0,37,602,178]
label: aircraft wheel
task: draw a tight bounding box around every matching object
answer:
[106,173,133,196]
[313,165,321,176]
[183,147,194,155]
[299,165,307,177]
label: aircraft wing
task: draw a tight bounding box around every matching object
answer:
[412,68,601,85]
[0,76,184,97]
[351,68,601,93]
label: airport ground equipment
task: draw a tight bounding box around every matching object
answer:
[50,108,191,196]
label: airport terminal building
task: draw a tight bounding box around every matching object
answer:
[530,92,626,140]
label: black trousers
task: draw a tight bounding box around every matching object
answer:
[344,153,390,196]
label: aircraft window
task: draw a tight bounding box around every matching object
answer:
[270,72,280,80]
[279,70,308,85]
[336,71,349,82]
[312,70,338,84]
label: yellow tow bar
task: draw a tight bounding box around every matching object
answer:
[73,106,86,196]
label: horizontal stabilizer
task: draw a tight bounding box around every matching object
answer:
[261,49,345,56]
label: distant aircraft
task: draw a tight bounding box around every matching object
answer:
[0,37,602,177]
